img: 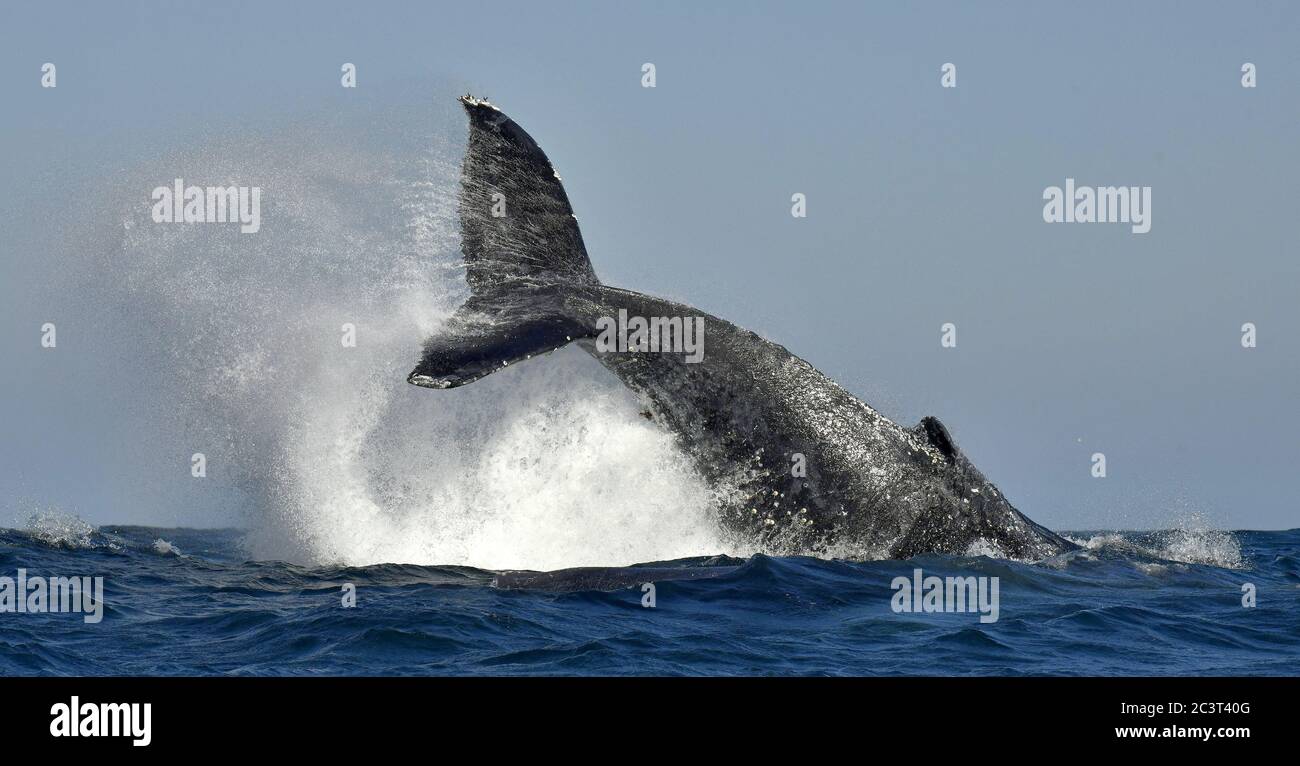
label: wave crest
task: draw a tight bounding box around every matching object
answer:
[1065,520,1243,570]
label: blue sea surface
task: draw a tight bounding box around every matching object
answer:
[1,524,1297,676]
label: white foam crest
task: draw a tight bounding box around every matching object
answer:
[1064,515,1243,570]
[1065,533,1140,553]
[152,539,182,556]
[23,510,96,549]
[1154,525,1242,569]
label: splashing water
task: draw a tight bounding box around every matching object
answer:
[1065,514,1244,569]
[1152,526,1244,569]
[59,91,727,570]
[23,511,97,550]
[152,538,182,556]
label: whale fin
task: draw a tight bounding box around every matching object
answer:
[409,283,592,389]
[409,96,599,389]
[408,300,589,388]
[455,95,599,293]
[915,416,960,462]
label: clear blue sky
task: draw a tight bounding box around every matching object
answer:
[1,1,1297,532]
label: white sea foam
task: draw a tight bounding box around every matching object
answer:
[1064,514,1243,570]
[23,510,96,549]
[1153,524,1242,569]
[152,539,182,556]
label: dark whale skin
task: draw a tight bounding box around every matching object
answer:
[409,96,1076,561]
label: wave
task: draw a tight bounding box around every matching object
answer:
[1064,519,1243,569]
[152,538,182,556]
[21,510,99,550]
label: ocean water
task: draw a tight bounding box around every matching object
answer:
[2,519,1296,676]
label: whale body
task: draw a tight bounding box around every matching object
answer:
[409,95,1076,561]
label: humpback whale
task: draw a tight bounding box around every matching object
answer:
[409,95,1076,561]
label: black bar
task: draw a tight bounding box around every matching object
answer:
[2,676,1288,751]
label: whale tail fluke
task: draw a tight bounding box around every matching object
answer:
[408,96,600,389]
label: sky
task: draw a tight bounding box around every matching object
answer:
[1,1,1297,532]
